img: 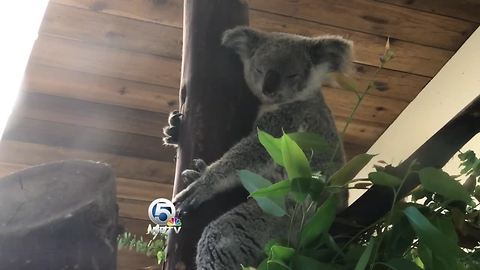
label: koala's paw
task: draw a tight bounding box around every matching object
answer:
[181,159,207,186]
[173,176,213,215]
[163,110,182,146]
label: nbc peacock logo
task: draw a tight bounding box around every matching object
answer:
[148,198,182,234]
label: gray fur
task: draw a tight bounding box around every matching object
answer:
[172,26,352,270]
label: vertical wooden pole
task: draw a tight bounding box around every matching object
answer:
[166,1,258,269]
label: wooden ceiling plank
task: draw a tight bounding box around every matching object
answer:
[52,0,476,51]
[2,117,176,161]
[30,35,181,88]
[250,0,477,51]
[47,1,451,78]
[375,0,480,23]
[42,3,183,59]
[0,161,174,198]
[29,36,429,103]
[28,35,410,125]
[15,92,168,138]
[250,10,453,78]
[25,63,179,114]
[12,91,391,153]
[0,140,175,183]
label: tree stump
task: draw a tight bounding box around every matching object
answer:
[0,160,118,270]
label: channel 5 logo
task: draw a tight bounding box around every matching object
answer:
[148,198,182,234]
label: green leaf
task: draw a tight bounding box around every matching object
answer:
[368,171,402,187]
[309,176,326,202]
[287,132,329,153]
[281,133,312,179]
[419,167,472,204]
[291,177,312,203]
[266,260,291,270]
[269,245,295,263]
[354,239,375,270]
[252,179,291,198]
[329,154,375,186]
[384,258,422,270]
[299,195,336,248]
[258,129,284,166]
[403,206,458,259]
[291,255,341,270]
[238,170,286,217]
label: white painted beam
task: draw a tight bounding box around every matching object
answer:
[350,26,480,202]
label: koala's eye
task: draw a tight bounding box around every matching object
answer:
[287,74,299,79]
[255,68,263,74]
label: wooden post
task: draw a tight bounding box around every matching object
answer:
[166,1,258,269]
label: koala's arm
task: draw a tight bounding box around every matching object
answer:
[173,132,271,212]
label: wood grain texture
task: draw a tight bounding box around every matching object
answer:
[376,0,480,23]
[29,34,429,103]
[0,141,174,183]
[3,117,175,161]
[25,64,178,113]
[0,162,173,199]
[28,35,409,126]
[249,0,477,50]
[53,0,476,50]
[15,92,168,137]
[30,35,181,88]
[42,3,182,59]
[49,1,453,78]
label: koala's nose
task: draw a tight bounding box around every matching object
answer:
[262,70,281,96]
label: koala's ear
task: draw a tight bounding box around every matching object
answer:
[222,26,264,59]
[308,36,353,72]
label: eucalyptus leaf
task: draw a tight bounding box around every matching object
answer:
[251,179,291,198]
[291,177,312,203]
[330,154,375,186]
[238,170,287,217]
[384,258,422,270]
[258,129,284,166]
[281,133,312,179]
[419,167,472,204]
[299,195,336,248]
[354,239,375,270]
[368,171,402,187]
[291,255,341,270]
[287,132,329,153]
[270,245,295,263]
[267,260,291,270]
[403,206,458,259]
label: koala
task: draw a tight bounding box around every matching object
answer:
[164,26,352,270]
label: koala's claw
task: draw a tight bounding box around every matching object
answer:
[173,182,204,214]
[163,110,182,146]
[192,158,207,173]
[181,169,201,185]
